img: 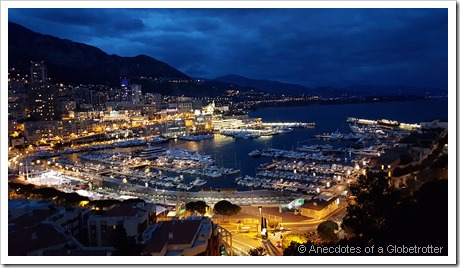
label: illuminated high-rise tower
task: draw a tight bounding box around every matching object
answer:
[120,77,131,101]
[132,84,143,104]
[30,61,48,84]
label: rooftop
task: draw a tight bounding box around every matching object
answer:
[9,209,59,231]
[301,196,338,211]
[374,147,410,166]
[9,224,69,256]
[104,204,146,218]
[143,220,203,255]
[399,131,439,145]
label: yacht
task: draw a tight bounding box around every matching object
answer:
[137,146,168,159]
[190,177,207,187]
[248,149,262,157]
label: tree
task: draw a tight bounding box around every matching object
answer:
[342,172,401,243]
[185,200,208,215]
[112,223,143,256]
[248,246,266,256]
[317,220,339,243]
[213,200,241,220]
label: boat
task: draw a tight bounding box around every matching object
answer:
[313,133,331,139]
[115,138,147,148]
[221,168,240,175]
[179,134,215,141]
[350,148,382,157]
[150,136,170,144]
[297,144,333,153]
[136,146,168,159]
[248,149,262,157]
[190,177,207,187]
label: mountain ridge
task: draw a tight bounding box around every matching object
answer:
[9,22,447,98]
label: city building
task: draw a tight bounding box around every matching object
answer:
[56,98,77,119]
[145,119,186,138]
[299,196,340,220]
[420,119,448,130]
[28,83,58,121]
[30,61,48,84]
[9,223,71,256]
[141,217,220,256]
[120,78,131,102]
[131,84,143,104]
[211,119,245,130]
[8,198,56,221]
[87,202,156,247]
[24,119,100,144]
[8,199,92,255]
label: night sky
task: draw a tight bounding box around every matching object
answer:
[8,8,448,89]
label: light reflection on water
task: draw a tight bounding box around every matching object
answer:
[65,98,447,191]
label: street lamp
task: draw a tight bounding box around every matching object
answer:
[258,206,262,234]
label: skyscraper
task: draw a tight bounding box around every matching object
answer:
[30,61,48,84]
[132,84,143,104]
[120,77,131,101]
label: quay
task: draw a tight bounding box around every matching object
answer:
[347,117,421,130]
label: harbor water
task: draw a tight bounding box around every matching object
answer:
[66,98,448,192]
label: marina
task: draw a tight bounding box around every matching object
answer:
[11,99,448,204]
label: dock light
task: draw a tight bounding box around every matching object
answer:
[326,181,330,188]
[316,187,320,193]
[381,165,384,170]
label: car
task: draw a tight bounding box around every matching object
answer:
[276,241,281,248]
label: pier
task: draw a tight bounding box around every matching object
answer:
[347,117,421,130]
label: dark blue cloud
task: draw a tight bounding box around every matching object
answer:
[8,8,447,89]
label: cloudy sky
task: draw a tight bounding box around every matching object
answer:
[8,8,448,89]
